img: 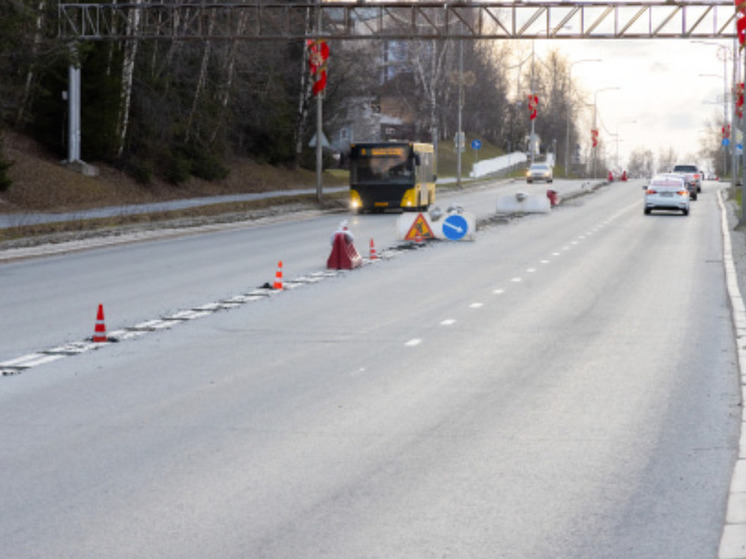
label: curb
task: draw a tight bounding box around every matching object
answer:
[719,189,746,559]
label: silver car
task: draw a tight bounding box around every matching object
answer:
[526,163,553,183]
[643,175,690,216]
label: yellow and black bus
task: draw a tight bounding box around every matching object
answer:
[349,142,436,213]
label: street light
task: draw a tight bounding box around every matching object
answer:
[693,40,734,183]
[615,120,637,168]
[565,58,601,176]
[699,71,729,177]
[592,87,620,178]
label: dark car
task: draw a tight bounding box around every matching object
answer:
[671,164,702,198]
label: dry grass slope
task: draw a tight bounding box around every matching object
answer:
[0,131,347,214]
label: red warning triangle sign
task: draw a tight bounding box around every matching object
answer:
[404,213,435,241]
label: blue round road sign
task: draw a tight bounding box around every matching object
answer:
[471,139,482,150]
[442,214,468,241]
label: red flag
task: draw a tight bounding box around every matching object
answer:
[591,129,599,148]
[308,40,329,96]
[527,94,538,121]
[738,14,746,48]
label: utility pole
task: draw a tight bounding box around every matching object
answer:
[315,2,323,202]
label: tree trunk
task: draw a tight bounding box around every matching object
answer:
[293,7,314,168]
[116,0,142,157]
[185,10,216,143]
[210,11,248,144]
[15,0,46,128]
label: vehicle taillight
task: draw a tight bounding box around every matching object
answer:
[646,189,656,194]
[678,190,689,196]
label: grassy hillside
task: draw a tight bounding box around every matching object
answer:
[0,131,349,214]
[0,132,519,242]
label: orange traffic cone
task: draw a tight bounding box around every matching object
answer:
[369,238,378,260]
[273,261,283,290]
[92,303,108,342]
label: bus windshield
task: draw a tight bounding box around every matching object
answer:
[351,147,414,185]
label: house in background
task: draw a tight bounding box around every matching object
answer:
[328,39,419,157]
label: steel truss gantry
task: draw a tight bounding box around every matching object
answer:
[59,1,737,42]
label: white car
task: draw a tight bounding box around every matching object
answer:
[643,175,690,216]
[526,163,553,183]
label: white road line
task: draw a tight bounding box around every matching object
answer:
[469,303,483,308]
[511,277,522,283]
[1,251,403,378]
[405,338,422,347]
[441,319,456,326]
[493,289,505,295]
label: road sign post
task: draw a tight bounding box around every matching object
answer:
[471,139,481,163]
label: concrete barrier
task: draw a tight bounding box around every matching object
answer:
[496,192,551,214]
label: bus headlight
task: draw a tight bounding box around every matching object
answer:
[350,189,362,210]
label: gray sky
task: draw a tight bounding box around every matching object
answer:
[533,37,739,170]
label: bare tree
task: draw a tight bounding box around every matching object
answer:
[15,0,46,128]
[185,9,216,143]
[411,40,451,156]
[116,0,142,157]
[658,147,678,173]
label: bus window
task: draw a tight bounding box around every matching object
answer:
[352,154,413,184]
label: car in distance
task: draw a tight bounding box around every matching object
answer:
[526,163,553,183]
[671,164,702,198]
[643,174,690,216]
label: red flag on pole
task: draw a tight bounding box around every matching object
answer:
[736,1,746,48]
[308,40,330,95]
[528,94,538,121]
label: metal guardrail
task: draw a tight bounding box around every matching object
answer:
[58,1,737,41]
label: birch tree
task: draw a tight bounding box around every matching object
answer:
[15,0,46,128]
[116,0,142,157]
[411,39,451,154]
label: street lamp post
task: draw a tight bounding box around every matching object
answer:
[530,39,536,165]
[615,120,637,168]
[565,59,601,176]
[592,87,620,178]
[693,40,733,182]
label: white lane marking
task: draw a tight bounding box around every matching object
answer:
[540,260,550,264]
[405,338,422,347]
[552,252,561,256]
[470,303,483,308]
[493,289,505,295]
[441,319,456,326]
[526,268,537,273]
[511,277,522,283]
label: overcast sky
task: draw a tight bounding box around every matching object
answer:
[528,37,739,170]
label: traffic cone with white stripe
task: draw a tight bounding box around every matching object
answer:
[369,238,378,261]
[273,261,283,290]
[92,304,108,342]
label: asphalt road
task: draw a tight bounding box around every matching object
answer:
[0,179,740,558]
